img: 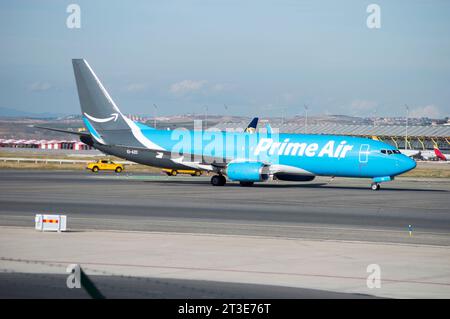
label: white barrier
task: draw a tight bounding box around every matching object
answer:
[35,214,67,232]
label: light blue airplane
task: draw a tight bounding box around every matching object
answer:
[38,59,416,190]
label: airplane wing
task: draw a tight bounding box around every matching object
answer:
[33,125,90,136]
[110,144,229,171]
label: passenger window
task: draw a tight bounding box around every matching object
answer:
[387,150,393,155]
[381,150,386,154]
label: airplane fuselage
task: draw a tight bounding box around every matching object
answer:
[92,127,416,180]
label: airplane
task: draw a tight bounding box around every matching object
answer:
[37,59,417,191]
[401,147,448,161]
[433,147,449,161]
[400,149,421,158]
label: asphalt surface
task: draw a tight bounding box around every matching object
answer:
[0,169,449,245]
[0,272,376,299]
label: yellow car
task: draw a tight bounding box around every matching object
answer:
[163,168,202,176]
[87,159,124,173]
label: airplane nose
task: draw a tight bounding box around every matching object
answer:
[408,157,417,170]
[399,156,416,173]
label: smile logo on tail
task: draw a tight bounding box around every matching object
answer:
[84,112,119,123]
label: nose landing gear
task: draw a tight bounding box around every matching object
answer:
[211,175,226,186]
[371,176,393,191]
[371,182,381,191]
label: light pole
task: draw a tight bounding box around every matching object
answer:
[153,104,158,128]
[304,104,308,134]
[204,105,208,129]
[405,104,409,150]
[373,108,377,128]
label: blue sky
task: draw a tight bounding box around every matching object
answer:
[0,0,449,118]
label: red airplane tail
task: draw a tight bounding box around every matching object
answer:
[434,147,447,161]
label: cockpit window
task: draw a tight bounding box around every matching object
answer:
[381,149,401,155]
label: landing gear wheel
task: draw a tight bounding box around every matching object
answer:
[240,181,254,187]
[211,175,226,186]
[371,183,380,191]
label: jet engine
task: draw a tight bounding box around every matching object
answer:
[226,162,270,182]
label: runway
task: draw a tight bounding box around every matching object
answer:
[0,169,449,245]
[1,169,450,298]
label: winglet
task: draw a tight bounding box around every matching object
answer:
[244,117,258,133]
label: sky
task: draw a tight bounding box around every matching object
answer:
[0,0,449,118]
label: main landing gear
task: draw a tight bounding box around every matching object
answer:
[211,175,226,186]
[371,182,381,191]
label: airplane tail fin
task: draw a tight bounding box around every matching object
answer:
[434,146,447,161]
[72,59,144,145]
[72,59,163,150]
[72,59,131,141]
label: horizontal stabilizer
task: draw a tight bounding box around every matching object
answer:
[33,125,90,136]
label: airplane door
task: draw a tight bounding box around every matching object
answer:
[359,144,370,163]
